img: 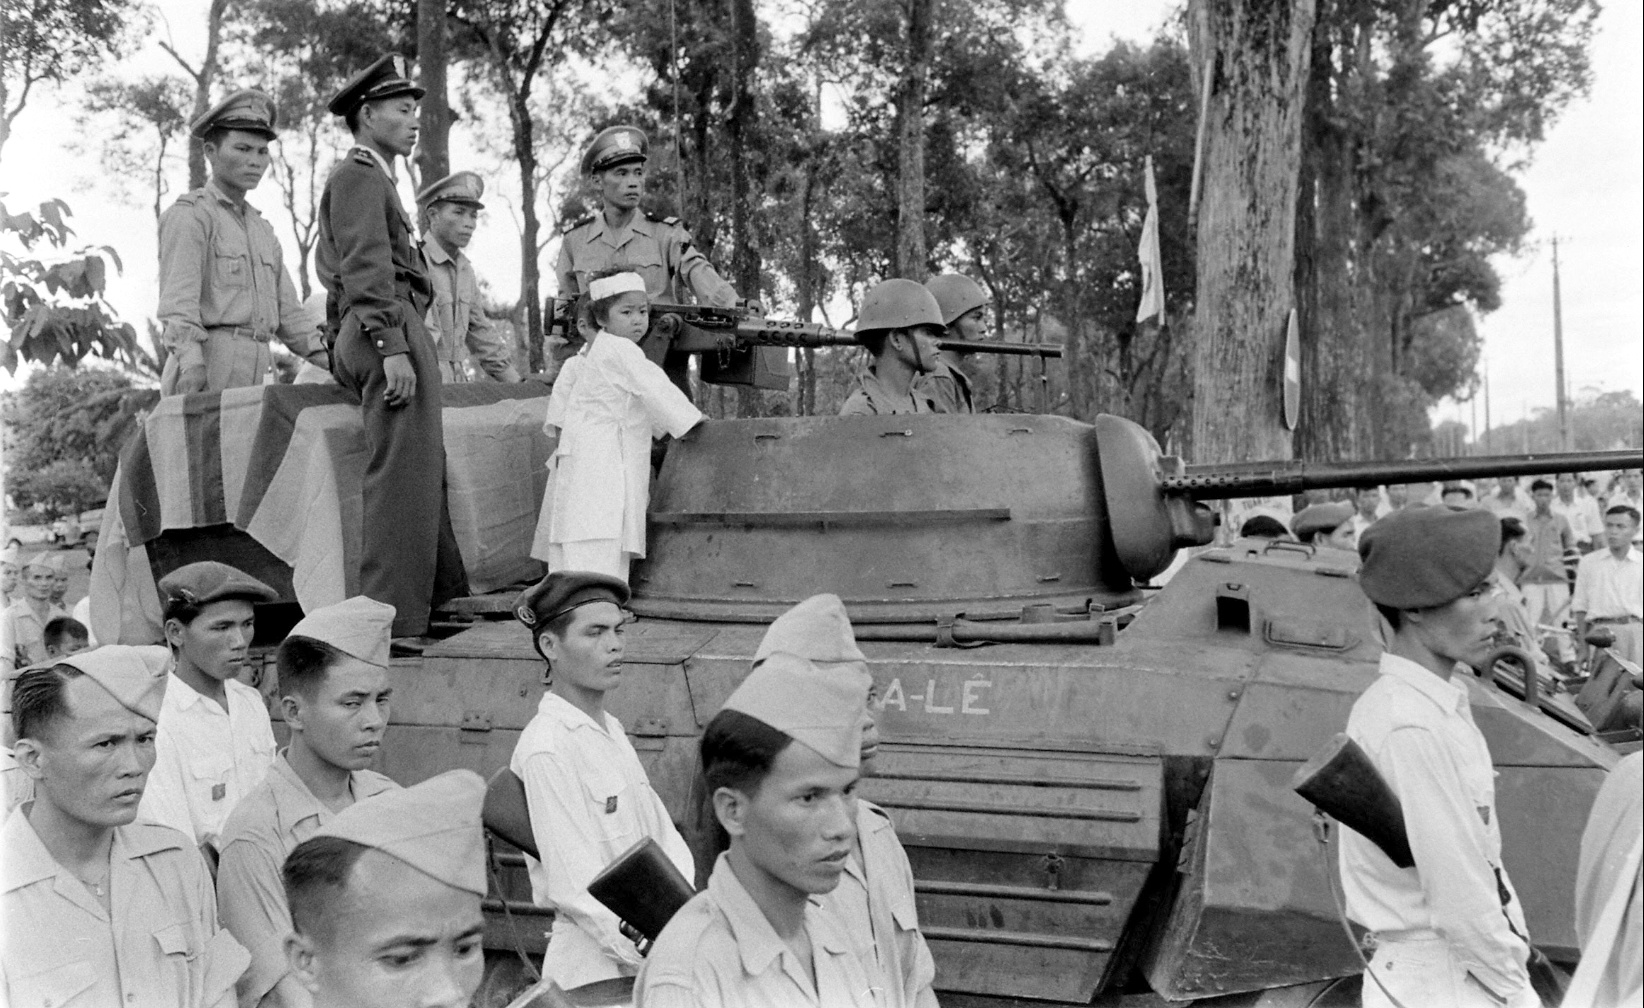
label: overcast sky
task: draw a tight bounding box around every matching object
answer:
[1,0,1638,441]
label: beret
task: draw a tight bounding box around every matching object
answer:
[158,561,278,611]
[514,571,630,629]
[1292,502,1355,540]
[191,89,278,140]
[1357,506,1501,610]
[312,769,486,896]
[328,54,423,117]
[724,595,871,769]
[581,125,648,175]
[416,170,485,209]
[289,596,397,668]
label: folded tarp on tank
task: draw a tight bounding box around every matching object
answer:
[89,381,553,645]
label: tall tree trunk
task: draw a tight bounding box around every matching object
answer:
[510,91,543,373]
[892,0,932,279]
[415,0,451,184]
[184,0,229,191]
[1186,0,1316,464]
[728,0,761,418]
[796,163,818,416]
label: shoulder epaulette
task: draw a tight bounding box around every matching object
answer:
[645,211,684,228]
[562,215,593,234]
[350,148,377,167]
[172,190,204,208]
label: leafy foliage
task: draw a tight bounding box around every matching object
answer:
[0,198,157,375]
[0,0,144,161]
[2,365,159,517]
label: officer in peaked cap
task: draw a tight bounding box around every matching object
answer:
[217,595,400,1008]
[557,124,758,394]
[913,273,993,414]
[141,561,281,852]
[317,52,470,643]
[637,594,881,1007]
[1341,506,1541,1008]
[414,170,520,384]
[4,646,252,1007]
[158,87,330,396]
[282,769,487,1008]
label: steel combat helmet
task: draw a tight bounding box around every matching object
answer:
[925,273,989,326]
[855,278,945,339]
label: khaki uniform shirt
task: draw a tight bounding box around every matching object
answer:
[1518,511,1573,585]
[138,672,276,851]
[840,367,940,417]
[216,754,398,1006]
[556,211,738,307]
[823,801,938,1008]
[3,598,68,669]
[419,238,520,382]
[1,807,249,1007]
[635,854,881,1008]
[157,180,322,370]
[1341,653,1533,1002]
[912,355,974,414]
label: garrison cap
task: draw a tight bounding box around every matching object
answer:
[514,571,630,629]
[191,89,279,140]
[581,125,648,175]
[289,596,396,668]
[56,645,170,722]
[924,274,990,326]
[0,545,18,566]
[24,552,68,575]
[724,594,871,769]
[312,769,487,896]
[328,54,424,117]
[416,170,485,210]
[1292,502,1355,540]
[1357,506,1500,610]
[158,561,279,612]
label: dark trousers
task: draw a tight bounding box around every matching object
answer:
[333,303,469,636]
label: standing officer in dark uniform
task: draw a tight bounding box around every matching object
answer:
[316,55,468,642]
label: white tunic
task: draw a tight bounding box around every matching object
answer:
[531,332,702,558]
[138,670,277,850]
[511,692,694,990]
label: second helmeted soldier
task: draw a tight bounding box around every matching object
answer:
[157,89,329,395]
[415,171,520,384]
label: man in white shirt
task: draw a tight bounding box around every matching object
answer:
[1350,487,1384,540]
[1572,506,1643,665]
[1552,472,1604,551]
[1483,475,1532,521]
[509,570,694,991]
[138,561,280,858]
[1345,506,1539,1008]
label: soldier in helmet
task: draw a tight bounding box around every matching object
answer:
[157,89,330,395]
[840,279,945,416]
[317,54,469,641]
[915,273,992,414]
[415,171,521,384]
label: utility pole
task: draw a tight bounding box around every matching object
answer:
[1469,395,1477,455]
[1483,364,1492,454]
[1552,236,1570,450]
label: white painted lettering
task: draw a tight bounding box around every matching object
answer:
[881,678,907,712]
[962,678,993,715]
[924,678,955,714]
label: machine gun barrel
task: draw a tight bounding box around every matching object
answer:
[650,304,1062,357]
[1162,448,1644,500]
[938,338,1061,358]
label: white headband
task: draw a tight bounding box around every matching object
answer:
[588,272,647,300]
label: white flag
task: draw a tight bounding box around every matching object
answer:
[1136,155,1165,324]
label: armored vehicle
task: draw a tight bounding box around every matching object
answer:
[102,396,1639,1005]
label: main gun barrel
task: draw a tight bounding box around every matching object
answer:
[650,305,1063,357]
[1162,448,1644,500]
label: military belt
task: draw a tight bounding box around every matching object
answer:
[205,325,273,342]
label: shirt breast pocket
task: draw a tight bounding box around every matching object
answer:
[212,238,251,289]
[8,956,99,1007]
[581,765,637,844]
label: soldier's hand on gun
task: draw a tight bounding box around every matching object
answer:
[382,352,417,407]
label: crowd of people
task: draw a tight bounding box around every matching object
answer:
[0,49,1639,1008]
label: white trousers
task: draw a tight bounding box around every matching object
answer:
[546,539,632,582]
[1520,581,1571,628]
[1361,936,1538,1008]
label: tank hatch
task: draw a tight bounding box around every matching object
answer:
[634,415,1139,623]
[858,743,1162,1002]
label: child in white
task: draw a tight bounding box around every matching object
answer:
[531,270,704,579]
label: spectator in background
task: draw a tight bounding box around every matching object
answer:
[3,555,70,671]
[1518,480,1576,663]
[42,616,89,660]
[1351,487,1383,540]
[1553,472,1604,552]
[1614,470,1644,518]
[0,544,19,607]
[1572,506,1643,666]
[1485,475,1533,521]
[1441,483,1475,509]
[1240,515,1291,541]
